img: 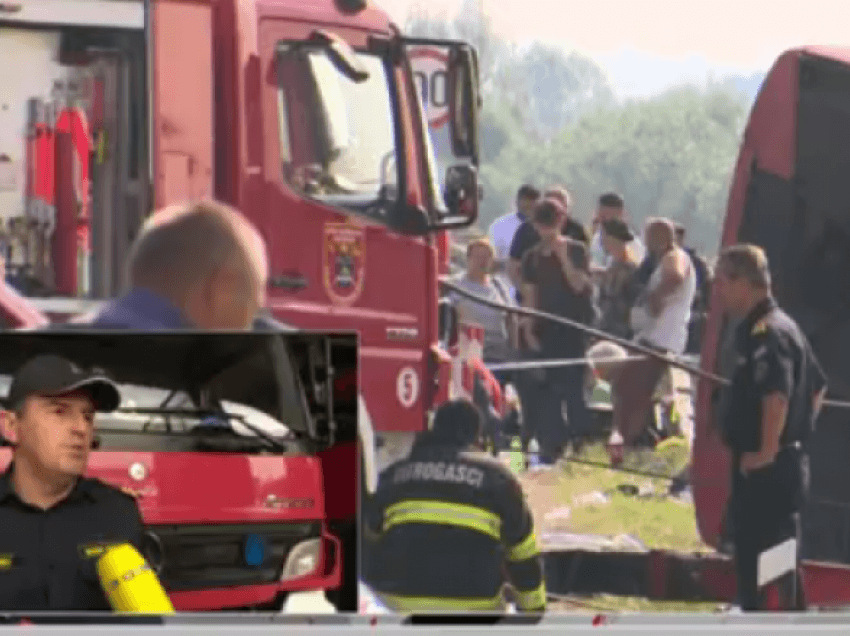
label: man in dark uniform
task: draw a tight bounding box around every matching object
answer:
[715,244,827,611]
[0,354,144,611]
[362,399,546,613]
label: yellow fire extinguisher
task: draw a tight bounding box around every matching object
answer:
[95,543,175,614]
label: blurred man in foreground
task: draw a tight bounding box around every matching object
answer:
[89,200,269,330]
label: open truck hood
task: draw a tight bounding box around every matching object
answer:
[0,332,327,524]
[0,332,312,437]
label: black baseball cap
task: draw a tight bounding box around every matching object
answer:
[6,354,121,413]
[602,218,635,242]
[431,398,483,446]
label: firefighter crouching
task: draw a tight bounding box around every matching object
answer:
[362,398,546,613]
[714,245,827,611]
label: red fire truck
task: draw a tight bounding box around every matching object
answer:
[0,0,484,611]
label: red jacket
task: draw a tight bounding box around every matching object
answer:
[461,356,504,416]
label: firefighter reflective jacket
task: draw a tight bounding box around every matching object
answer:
[363,439,546,612]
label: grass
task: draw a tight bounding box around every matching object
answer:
[515,441,719,613]
[555,443,704,552]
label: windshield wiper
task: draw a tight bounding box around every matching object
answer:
[116,407,290,452]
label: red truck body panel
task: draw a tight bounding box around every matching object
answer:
[0,435,339,610]
[693,49,801,549]
[0,283,49,329]
[689,45,850,606]
[695,46,850,551]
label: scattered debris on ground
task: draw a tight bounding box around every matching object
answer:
[543,506,572,531]
[573,490,611,507]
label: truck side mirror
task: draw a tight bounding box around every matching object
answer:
[442,164,479,227]
[438,297,459,349]
[446,45,480,166]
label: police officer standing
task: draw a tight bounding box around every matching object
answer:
[715,245,827,611]
[0,354,145,611]
[362,399,546,613]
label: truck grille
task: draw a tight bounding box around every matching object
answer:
[142,523,321,591]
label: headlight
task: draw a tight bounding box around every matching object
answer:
[280,537,321,580]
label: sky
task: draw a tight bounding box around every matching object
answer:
[379,0,850,97]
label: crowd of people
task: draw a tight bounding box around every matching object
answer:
[448,184,713,466]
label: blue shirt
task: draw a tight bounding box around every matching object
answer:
[87,289,297,332]
[89,288,193,329]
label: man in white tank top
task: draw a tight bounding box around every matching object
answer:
[609,218,696,459]
[632,219,697,354]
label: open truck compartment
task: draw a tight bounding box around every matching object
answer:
[0,12,149,299]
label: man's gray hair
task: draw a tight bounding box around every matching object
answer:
[717,243,771,290]
[126,200,264,296]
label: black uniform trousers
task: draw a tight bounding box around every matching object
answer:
[729,444,808,611]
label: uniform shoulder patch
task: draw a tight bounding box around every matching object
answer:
[751,320,768,335]
[0,554,14,570]
[78,542,109,560]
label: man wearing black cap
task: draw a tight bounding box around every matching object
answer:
[596,218,641,340]
[362,398,545,613]
[518,199,595,462]
[0,354,145,611]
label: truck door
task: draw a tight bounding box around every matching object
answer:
[259,21,434,437]
[86,47,149,298]
[147,0,214,216]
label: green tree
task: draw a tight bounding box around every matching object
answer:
[402,9,747,257]
[516,83,748,254]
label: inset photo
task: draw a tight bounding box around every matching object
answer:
[0,331,358,614]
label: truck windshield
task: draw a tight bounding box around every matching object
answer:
[276,44,398,204]
[110,386,292,439]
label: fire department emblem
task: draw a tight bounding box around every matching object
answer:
[323,223,366,305]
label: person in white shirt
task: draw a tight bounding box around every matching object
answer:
[489,185,540,262]
[489,185,541,301]
[608,218,695,461]
[589,192,646,273]
[448,237,517,386]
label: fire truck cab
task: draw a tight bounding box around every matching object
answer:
[1,0,482,611]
